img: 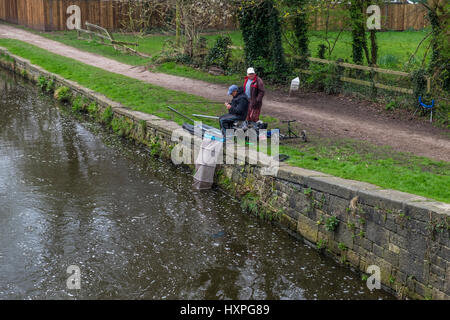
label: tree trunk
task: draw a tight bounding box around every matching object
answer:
[176,0,181,47]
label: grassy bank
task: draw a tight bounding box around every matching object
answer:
[0,38,448,203]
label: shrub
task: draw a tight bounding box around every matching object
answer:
[411,68,427,99]
[111,117,133,137]
[325,216,339,232]
[206,35,232,71]
[46,78,56,93]
[54,86,72,102]
[71,96,84,112]
[318,44,327,59]
[38,76,47,91]
[385,100,398,111]
[87,102,99,115]
[101,106,114,124]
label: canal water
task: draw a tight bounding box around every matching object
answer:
[0,68,393,300]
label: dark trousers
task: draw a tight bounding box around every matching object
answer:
[219,114,241,134]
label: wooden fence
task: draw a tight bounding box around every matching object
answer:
[311,3,429,31]
[295,56,431,95]
[0,0,235,32]
[0,0,134,31]
[0,1,430,32]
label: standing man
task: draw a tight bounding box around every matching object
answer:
[243,67,265,123]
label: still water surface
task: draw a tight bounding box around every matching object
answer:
[0,69,393,299]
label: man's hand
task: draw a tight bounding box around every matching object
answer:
[226,103,231,110]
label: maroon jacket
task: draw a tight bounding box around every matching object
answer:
[243,75,265,110]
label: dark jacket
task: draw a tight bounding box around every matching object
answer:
[229,87,249,120]
[243,75,265,109]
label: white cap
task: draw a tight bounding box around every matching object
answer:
[247,67,255,75]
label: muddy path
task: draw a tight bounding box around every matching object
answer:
[0,24,448,162]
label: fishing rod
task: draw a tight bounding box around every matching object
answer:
[167,106,195,123]
[192,114,220,120]
[166,101,225,105]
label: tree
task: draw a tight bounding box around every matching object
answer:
[120,0,171,34]
[239,0,290,82]
[411,0,449,91]
[280,0,310,68]
[348,0,368,65]
[173,0,235,58]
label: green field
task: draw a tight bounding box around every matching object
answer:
[0,38,448,203]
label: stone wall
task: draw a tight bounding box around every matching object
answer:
[1,47,449,300]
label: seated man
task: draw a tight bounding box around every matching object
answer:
[219,85,249,135]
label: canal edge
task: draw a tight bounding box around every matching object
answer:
[1,47,449,300]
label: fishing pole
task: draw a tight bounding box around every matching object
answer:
[166,101,225,105]
[192,114,220,120]
[166,106,195,123]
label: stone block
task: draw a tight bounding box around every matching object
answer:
[404,230,427,260]
[435,231,450,248]
[365,221,389,247]
[365,206,385,226]
[438,246,450,261]
[305,176,381,200]
[297,214,318,243]
[399,249,425,283]
[317,232,331,248]
[445,265,450,295]
[405,200,450,223]
[361,237,373,252]
[428,271,446,292]
[334,223,354,249]
[414,281,427,298]
[276,166,330,186]
[408,219,429,237]
[430,255,447,271]
[384,248,399,267]
[384,219,398,233]
[280,213,297,231]
[372,256,393,286]
[353,245,372,261]
[327,195,349,221]
[359,257,369,273]
[292,193,312,214]
[431,288,448,300]
[327,240,341,255]
[391,268,407,284]
[346,249,360,268]
[373,243,384,259]
[358,189,428,212]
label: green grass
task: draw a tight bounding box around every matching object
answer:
[307,30,431,70]
[156,61,242,85]
[279,139,450,203]
[0,38,448,203]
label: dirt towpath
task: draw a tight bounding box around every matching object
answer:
[0,24,448,162]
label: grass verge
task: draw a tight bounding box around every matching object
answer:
[0,38,448,203]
